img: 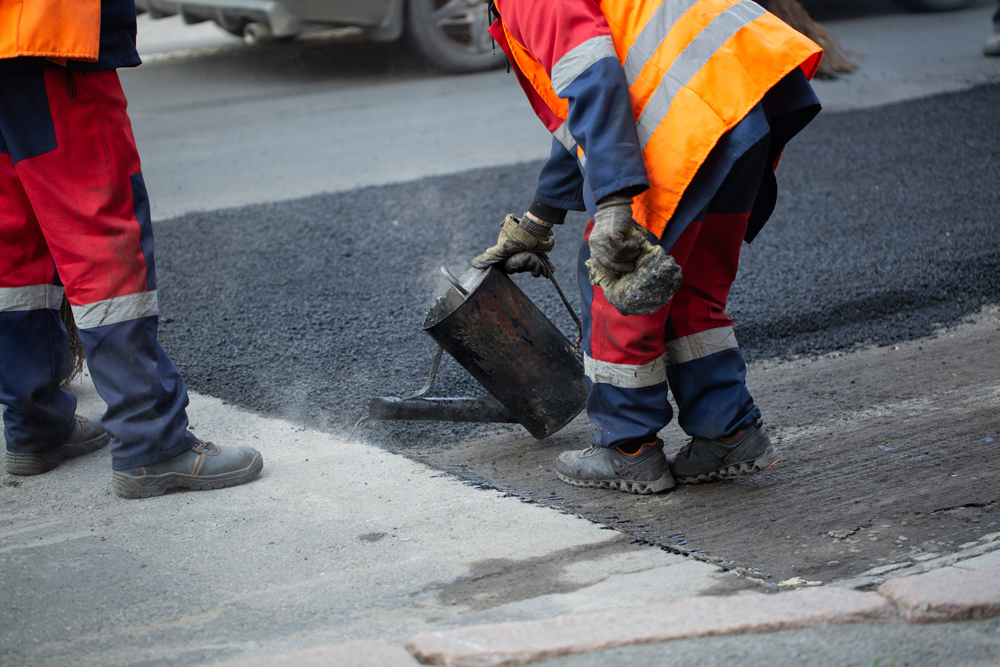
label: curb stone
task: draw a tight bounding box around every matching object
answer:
[405,588,891,667]
[202,569,1000,666]
[207,640,420,667]
[878,567,1000,622]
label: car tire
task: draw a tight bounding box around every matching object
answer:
[405,0,505,73]
[889,0,975,11]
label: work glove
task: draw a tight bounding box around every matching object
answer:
[472,214,556,278]
[587,238,682,316]
[588,195,642,275]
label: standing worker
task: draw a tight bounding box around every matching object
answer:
[0,0,263,497]
[473,0,822,493]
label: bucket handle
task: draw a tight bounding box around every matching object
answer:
[540,261,583,350]
[399,344,444,400]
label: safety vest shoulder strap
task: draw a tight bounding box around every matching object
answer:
[0,0,102,62]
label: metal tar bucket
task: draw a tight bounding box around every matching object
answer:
[420,266,588,439]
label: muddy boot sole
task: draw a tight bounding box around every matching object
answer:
[5,433,111,476]
[111,451,264,498]
[674,446,780,485]
[556,471,675,495]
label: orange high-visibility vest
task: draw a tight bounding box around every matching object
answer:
[0,0,102,62]
[501,0,823,239]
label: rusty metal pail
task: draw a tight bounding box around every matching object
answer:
[420,266,588,439]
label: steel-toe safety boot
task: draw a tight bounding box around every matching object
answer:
[670,419,779,484]
[555,440,675,494]
[5,414,109,475]
[112,440,263,498]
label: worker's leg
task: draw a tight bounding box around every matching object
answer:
[12,70,196,471]
[0,86,77,450]
[663,137,770,440]
[577,230,672,449]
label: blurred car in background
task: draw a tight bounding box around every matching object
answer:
[136,0,502,73]
[137,0,978,74]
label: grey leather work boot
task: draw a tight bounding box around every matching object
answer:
[555,441,675,494]
[670,419,779,484]
[5,414,110,475]
[112,440,263,498]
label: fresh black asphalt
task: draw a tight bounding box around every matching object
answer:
[154,82,1000,448]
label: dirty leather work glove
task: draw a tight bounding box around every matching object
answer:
[472,213,556,277]
[587,235,682,316]
[588,195,642,274]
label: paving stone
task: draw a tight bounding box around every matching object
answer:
[209,640,420,667]
[405,588,891,667]
[878,567,1000,622]
[953,551,1000,572]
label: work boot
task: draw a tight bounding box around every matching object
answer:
[112,440,263,498]
[670,419,779,484]
[555,441,675,494]
[5,415,110,475]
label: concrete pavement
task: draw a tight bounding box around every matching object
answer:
[0,376,734,666]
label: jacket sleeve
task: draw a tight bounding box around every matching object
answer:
[530,137,587,223]
[499,0,649,204]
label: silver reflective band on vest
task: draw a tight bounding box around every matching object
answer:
[664,326,738,366]
[584,353,667,388]
[623,0,701,81]
[635,0,767,150]
[72,291,158,329]
[552,35,618,94]
[0,285,65,312]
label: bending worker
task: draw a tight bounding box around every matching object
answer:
[0,0,263,497]
[473,0,822,493]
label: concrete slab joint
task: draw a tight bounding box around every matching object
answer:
[405,588,892,667]
[878,568,1000,623]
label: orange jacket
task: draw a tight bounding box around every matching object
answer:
[0,0,102,62]
[494,0,822,239]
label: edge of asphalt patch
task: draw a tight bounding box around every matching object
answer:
[402,568,1000,667]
